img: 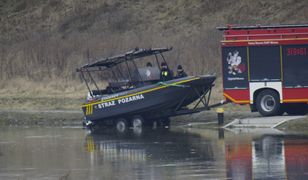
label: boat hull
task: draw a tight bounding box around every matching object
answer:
[82,75,215,122]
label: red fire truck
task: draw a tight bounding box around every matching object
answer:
[218,24,308,116]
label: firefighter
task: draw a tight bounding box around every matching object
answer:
[175,65,187,78]
[160,62,173,81]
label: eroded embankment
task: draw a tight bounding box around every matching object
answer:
[0,110,83,126]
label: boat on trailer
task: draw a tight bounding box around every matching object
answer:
[77,47,217,131]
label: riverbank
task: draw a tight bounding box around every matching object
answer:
[277,116,308,133]
[0,110,83,126]
[0,106,254,127]
[0,96,84,110]
[0,78,87,111]
[1,78,307,132]
[1,108,307,133]
[180,111,308,134]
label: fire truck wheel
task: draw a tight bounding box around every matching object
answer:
[116,118,128,133]
[285,103,308,115]
[256,90,281,116]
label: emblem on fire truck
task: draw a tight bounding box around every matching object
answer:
[227,50,246,75]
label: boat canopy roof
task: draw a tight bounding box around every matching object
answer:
[79,47,172,70]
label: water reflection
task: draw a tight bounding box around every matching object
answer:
[1,127,308,179]
[253,136,285,179]
[85,128,223,179]
[86,128,308,180]
[224,134,308,180]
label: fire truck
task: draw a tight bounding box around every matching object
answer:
[218,24,308,116]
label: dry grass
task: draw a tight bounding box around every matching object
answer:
[0,78,88,110]
[2,0,308,82]
[1,0,307,110]
[278,116,308,133]
[0,78,85,98]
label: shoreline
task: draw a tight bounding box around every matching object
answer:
[0,109,83,126]
[1,109,307,133]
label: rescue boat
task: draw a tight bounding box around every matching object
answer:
[77,47,216,131]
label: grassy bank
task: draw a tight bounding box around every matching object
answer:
[0,96,83,110]
[2,0,308,83]
[0,78,87,110]
[278,116,308,133]
[0,110,83,126]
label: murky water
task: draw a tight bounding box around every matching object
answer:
[0,126,308,180]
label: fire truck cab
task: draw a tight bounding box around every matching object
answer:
[218,24,308,116]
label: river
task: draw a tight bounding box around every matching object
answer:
[0,126,308,179]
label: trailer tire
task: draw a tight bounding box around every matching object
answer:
[161,118,170,128]
[153,118,170,128]
[116,118,128,133]
[256,90,281,116]
[285,103,308,115]
[132,115,144,128]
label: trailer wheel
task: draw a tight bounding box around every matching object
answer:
[116,118,128,133]
[256,90,281,116]
[285,103,308,115]
[132,115,144,128]
[162,118,170,128]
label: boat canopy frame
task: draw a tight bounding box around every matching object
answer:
[77,47,172,71]
[77,47,173,97]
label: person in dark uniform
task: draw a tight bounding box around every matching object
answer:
[160,62,173,81]
[175,65,187,78]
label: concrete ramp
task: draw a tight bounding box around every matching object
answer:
[224,127,284,135]
[224,115,306,129]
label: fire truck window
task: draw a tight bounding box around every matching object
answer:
[222,47,248,89]
[249,46,281,81]
[283,45,308,87]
